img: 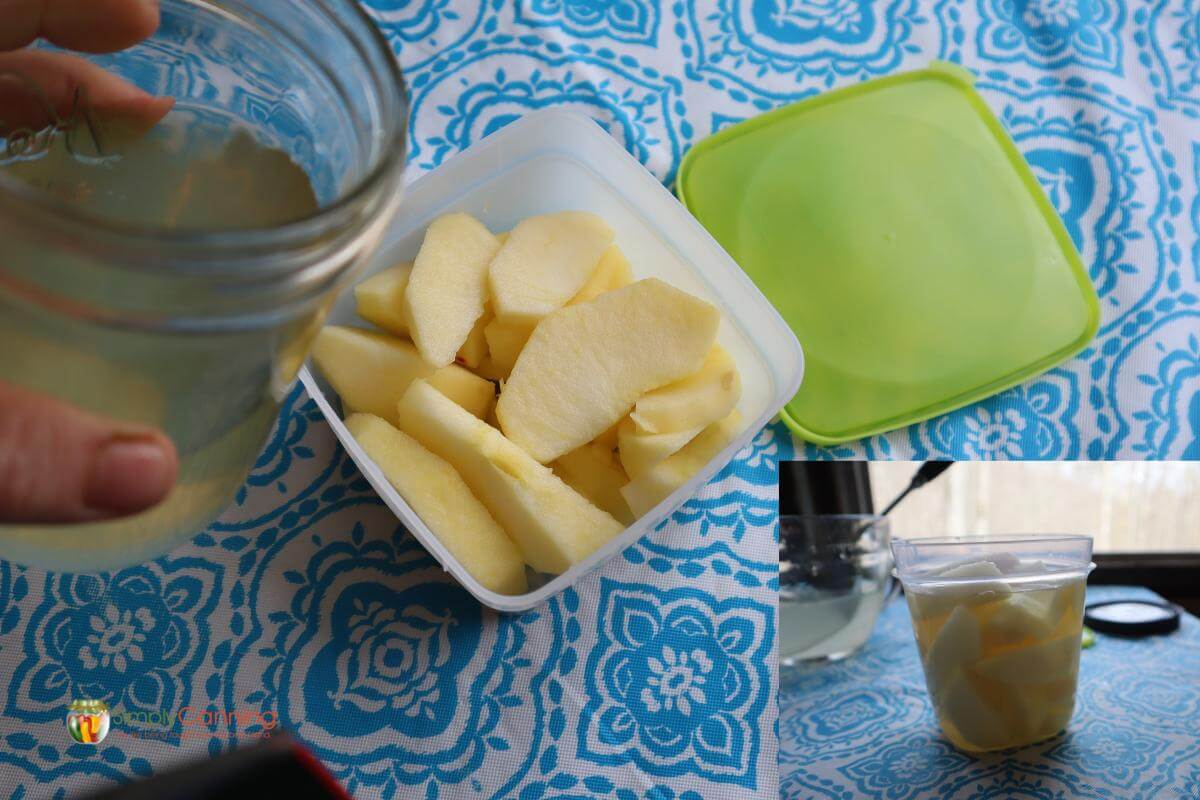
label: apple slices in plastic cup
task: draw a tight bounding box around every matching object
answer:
[891,535,1095,752]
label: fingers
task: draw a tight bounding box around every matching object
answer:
[0,49,173,136]
[0,382,178,524]
[1,0,160,53]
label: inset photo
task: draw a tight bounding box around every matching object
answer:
[779,461,1200,799]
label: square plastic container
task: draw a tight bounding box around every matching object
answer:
[299,109,804,612]
[892,535,1094,752]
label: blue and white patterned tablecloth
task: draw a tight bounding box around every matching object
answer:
[0,385,785,800]
[2,2,1200,799]
[780,586,1200,800]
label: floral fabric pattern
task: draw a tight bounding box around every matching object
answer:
[1,2,1199,799]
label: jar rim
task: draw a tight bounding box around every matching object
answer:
[0,0,406,260]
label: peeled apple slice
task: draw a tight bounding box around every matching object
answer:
[483,317,535,378]
[619,411,742,519]
[489,211,614,326]
[403,212,501,367]
[457,308,492,369]
[344,413,527,595]
[497,278,721,463]
[569,244,634,305]
[973,633,1081,685]
[630,346,741,434]
[998,681,1052,744]
[939,560,1009,582]
[1047,579,1085,622]
[553,443,634,524]
[312,326,495,422]
[617,417,702,480]
[935,671,1012,752]
[354,262,412,336]
[593,419,621,453]
[923,605,982,695]
[937,554,1021,576]
[983,590,1058,645]
[396,380,623,575]
[910,561,1015,620]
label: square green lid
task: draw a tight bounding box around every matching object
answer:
[676,63,1099,446]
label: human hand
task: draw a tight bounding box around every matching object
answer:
[0,0,174,139]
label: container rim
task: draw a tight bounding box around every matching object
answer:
[893,533,1096,585]
[893,534,1093,547]
[895,563,1097,587]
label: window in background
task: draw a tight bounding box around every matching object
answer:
[868,461,1200,553]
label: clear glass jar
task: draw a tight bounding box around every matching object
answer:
[0,0,406,570]
[779,514,894,664]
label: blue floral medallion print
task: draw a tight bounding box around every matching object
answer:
[577,580,772,788]
[1136,0,1200,117]
[6,562,222,728]
[676,0,926,96]
[515,0,660,44]
[976,0,1125,72]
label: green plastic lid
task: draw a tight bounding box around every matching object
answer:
[677,63,1099,445]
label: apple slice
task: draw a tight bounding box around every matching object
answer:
[923,605,982,694]
[631,346,741,434]
[935,670,1012,752]
[344,413,527,595]
[354,262,412,336]
[483,317,535,378]
[553,443,634,524]
[973,633,1081,685]
[403,212,501,367]
[593,419,621,453]
[569,244,634,305]
[457,307,492,369]
[617,417,702,480]
[312,326,494,422]
[396,380,623,575]
[474,355,508,383]
[619,410,742,518]
[982,589,1058,647]
[497,278,721,463]
[489,211,614,326]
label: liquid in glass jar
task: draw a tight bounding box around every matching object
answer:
[0,0,406,571]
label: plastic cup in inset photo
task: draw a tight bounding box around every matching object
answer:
[891,535,1095,753]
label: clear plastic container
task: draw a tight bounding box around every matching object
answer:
[300,108,805,612]
[892,535,1094,752]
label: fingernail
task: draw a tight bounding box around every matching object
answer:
[85,434,177,516]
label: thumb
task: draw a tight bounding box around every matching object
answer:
[0,381,178,523]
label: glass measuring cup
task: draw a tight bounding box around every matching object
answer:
[779,514,895,664]
[892,535,1095,752]
[0,0,405,570]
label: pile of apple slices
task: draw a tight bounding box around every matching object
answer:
[312,211,743,595]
